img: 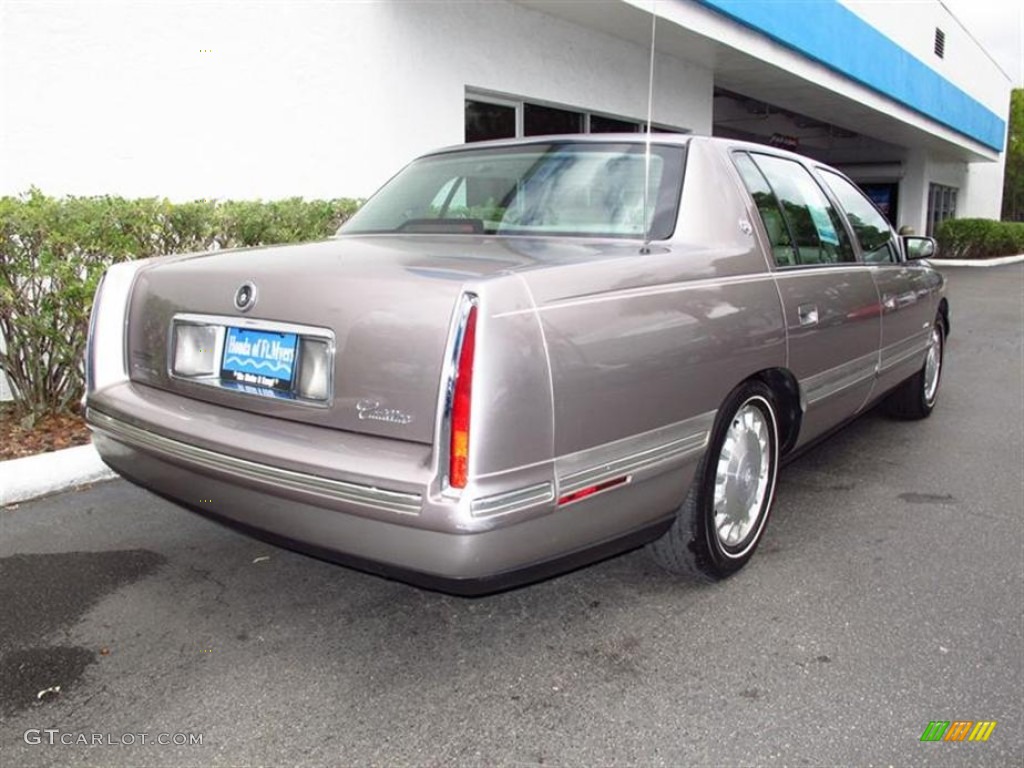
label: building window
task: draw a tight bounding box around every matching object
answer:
[524,103,584,136]
[590,114,641,133]
[465,99,517,143]
[927,183,958,236]
[465,91,681,143]
[934,28,945,58]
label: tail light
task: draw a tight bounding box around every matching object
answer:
[449,302,478,489]
[86,259,151,398]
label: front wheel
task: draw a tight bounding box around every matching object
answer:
[648,380,780,581]
[886,317,944,420]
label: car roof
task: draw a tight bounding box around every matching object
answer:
[426,132,693,156]
[422,133,827,170]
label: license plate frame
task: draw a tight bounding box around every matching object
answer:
[220,327,299,393]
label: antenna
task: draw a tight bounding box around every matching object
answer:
[641,1,657,254]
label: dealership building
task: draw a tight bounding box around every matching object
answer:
[2,0,1014,233]
[0,0,1015,402]
[371,0,1010,237]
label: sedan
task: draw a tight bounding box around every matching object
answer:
[85,135,947,593]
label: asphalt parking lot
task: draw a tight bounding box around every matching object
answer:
[1,264,1021,767]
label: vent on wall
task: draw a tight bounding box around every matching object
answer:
[934,28,946,58]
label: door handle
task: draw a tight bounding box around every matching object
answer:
[798,303,819,327]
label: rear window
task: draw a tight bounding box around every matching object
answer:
[340,142,686,240]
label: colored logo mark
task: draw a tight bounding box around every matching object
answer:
[920,720,997,742]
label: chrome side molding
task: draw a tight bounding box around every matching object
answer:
[802,350,879,406]
[878,332,932,374]
[555,411,714,497]
[471,482,555,519]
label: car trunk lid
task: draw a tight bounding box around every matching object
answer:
[125,237,530,444]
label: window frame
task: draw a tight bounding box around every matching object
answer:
[926,183,958,237]
[465,94,523,143]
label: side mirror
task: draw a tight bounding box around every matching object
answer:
[902,236,937,261]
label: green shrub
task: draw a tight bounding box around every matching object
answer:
[934,218,1024,260]
[0,189,360,420]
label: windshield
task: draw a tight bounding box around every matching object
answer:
[339,142,686,239]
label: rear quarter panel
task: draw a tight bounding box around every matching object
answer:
[461,276,555,483]
[521,141,787,461]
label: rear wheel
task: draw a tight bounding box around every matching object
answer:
[648,380,780,581]
[886,317,944,420]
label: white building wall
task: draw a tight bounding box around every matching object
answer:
[902,132,1006,228]
[0,0,714,403]
[899,150,960,234]
[961,157,1008,219]
[0,0,711,202]
[897,148,1004,233]
[897,149,929,235]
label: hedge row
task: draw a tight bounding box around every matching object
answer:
[0,189,361,421]
[2,191,1020,421]
[934,218,1024,260]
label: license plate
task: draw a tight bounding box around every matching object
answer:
[221,327,298,393]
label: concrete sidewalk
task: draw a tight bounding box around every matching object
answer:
[929,254,1024,267]
[0,442,116,506]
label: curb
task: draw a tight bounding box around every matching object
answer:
[1,442,116,506]
[928,254,1024,267]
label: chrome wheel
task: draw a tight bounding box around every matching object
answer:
[648,381,780,580]
[923,326,942,404]
[713,399,772,554]
[885,314,945,421]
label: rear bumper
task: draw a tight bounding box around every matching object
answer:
[89,408,423,515]
[87,389,690,593]
[94,425,672,594]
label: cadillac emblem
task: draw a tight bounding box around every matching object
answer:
[234,282,257,312]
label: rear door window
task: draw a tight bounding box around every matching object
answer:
[738,152,855,267]
[733,153,797,267]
